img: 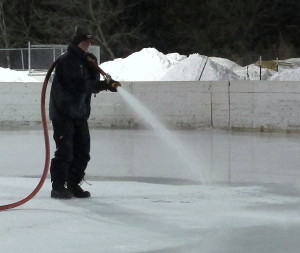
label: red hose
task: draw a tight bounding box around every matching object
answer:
[0,59,58,211]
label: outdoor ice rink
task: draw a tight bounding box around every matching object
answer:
[1,128,300,253]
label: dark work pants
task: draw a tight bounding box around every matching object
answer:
[50,118,90,187]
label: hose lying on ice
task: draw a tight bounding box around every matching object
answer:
[0,59,58,211]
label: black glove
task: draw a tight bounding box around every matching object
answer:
[89,79,120,94]
[106,78,121,92]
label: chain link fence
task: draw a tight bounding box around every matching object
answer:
[0,48,28,70]
[0,42,100,75]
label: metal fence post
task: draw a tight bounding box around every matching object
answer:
[259,56,262,80]
[28,41,31,74]
[52,46,55,62]
[21,49,24,70]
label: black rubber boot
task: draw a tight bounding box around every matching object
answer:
[67,183,91,198]
[51,183,72,199]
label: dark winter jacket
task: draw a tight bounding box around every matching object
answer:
[49,44,108,120]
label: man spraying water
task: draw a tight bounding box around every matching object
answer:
[49,25,120,199]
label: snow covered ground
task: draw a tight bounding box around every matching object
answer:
[1,47,300,82]
[1,129,300,252]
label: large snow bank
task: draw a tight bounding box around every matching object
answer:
[0,47,300,82]
[101,49,244,81]
[100,48,184,81]
[100,48,300,82]
[160,54,242,81]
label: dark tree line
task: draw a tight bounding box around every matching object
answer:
[0,0,299,65]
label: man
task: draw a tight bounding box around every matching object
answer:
[49,25,120,199]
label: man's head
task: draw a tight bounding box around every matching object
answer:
[72,25,95,52]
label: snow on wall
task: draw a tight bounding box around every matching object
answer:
[1,81,300,132]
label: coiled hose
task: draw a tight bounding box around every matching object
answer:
[0,59,58,211]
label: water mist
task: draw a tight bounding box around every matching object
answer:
[117,87,211,184]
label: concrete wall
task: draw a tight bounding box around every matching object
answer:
[230,81,300,132]
[0,82,43,128]
[1,81,300,132]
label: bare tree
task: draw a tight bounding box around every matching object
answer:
[1,0,299,65]
[0,0,10,66]
[2,0,36,47]
[30,0,146,61]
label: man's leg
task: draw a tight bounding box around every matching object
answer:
[68,119,91,198]
[50,119,75,199]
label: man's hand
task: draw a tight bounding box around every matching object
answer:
[111,81,121,88]
[107,79,121,92]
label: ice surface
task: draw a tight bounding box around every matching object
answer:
[1,129,300,252]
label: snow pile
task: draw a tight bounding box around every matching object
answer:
[0,68,39,82]
[200,57,243,81]
[100,48,187,81]
[160,54,242,81]
[101,48,244,81]
[0,47,300,82]
[270,68,300,81]
[101,48,299,81]
[233,64,276,80]
[160,54,205,81]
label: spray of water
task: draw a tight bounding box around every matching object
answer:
[117,87,211,184]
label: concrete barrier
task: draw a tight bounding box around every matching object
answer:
[1,81,300,132]
[230,81,300,132]
[0,82,44,128]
